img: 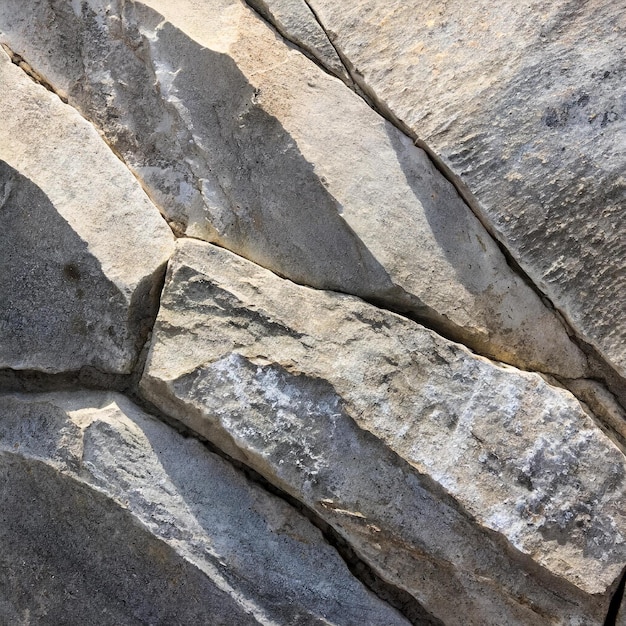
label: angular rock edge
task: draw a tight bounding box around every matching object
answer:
[140,238,626,625]
[0,391,411,625]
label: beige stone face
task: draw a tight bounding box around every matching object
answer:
[140,239,626,625]
[0,50,174,373]
[0,0,589,378]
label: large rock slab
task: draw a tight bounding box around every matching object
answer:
[0,49,174,374]
[140,239,626,625]
[0,0,589,379]
[276,0,626,380]
[0,390,408,625]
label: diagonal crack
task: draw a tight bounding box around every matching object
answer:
[604,565,626,626]
[0,42,181,240]
[241,0,626,416]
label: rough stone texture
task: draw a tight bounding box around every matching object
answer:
[0,49,174,374]
[140,238,626,625]
[0,0,590,379]
[247,0,350,82]
[0,391,408,625]
[281,0,626,381]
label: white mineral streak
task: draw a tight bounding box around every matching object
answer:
[141,239,626,625]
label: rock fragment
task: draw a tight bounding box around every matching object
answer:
[0,391,408,625]
[141,238,626,625]
[0,49,174,374]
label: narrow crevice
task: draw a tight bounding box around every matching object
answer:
[241,2,626,414]
[549,376,626,455]
[0,368,131,395]
[0,41,181,241]
[0,43,68,102]
[604,566,626,626]
[244,0,354,89]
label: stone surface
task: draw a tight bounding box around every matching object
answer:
[0,49,174,374]
[0,390,408,625]
[0,0,589,379]
[140,238,626,625]
[247,0,350,82]
[285,0,626,380]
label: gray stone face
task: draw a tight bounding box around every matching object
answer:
[1,2,625,624]
[277,0,626,382]
[140,238,626,625]
[0,49,174,374]
[0,0,589,379]
[0,391,408,625]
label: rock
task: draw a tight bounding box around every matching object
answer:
[0,0,589,379]
[246,0,350,82]
[140,238,626,625]
[0,390,408,625]
[281,0,626,381]
[0,49,174,375]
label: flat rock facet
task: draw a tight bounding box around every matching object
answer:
[140,239,626,625]
[0,0,588,378]
[0,391,408,625]
[291,0,626,380]
[0,49,174,374]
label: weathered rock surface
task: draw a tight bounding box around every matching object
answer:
[0,391,408,625]
[271,0,626,381]
[0,0,590,379]
[140,238,626,625]
[247,0,349,82]
[0,49,174,374]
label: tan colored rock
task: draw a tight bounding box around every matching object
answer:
[0,0,589,378]
[290,0,626,381]
[0,390,408,625]
[140,238,626,625]
[246,0,350,82]
[0,49,174,374]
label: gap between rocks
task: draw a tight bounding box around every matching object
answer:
[240,1,626,416]
[0,364,439,626]
[3,37,625,451]
[605,566,626,626]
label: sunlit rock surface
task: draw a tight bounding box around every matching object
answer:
[0,0,589,378]
[140,239,626,625]
[0,49,174,374]
[260,0,626,382]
